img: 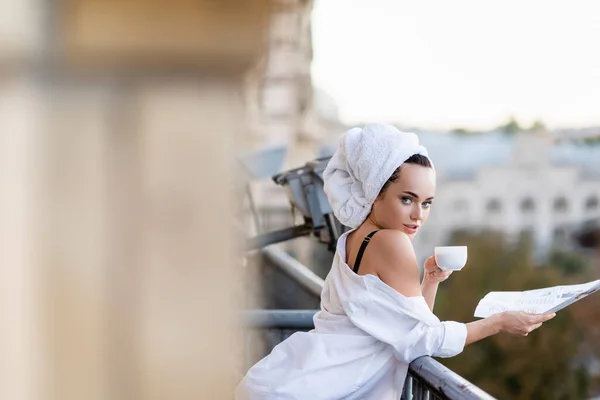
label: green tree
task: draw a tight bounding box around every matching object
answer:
[528,119,547,133]
[451,128,481,135]
[548,248,591,277]
[497,116,523,135]
[435,230,590,399]
[581,136,600,145]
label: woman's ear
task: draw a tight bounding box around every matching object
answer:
[370,196,381,216]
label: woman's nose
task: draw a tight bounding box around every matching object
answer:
[410,205,423,221]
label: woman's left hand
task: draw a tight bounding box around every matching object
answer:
[423,256,452,283]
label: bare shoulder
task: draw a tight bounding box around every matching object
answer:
[369,229,421,297]
[371,229,415,259]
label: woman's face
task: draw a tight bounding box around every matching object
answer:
[370,164,436,239]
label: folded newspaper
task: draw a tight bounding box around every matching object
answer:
[474,279,600,318]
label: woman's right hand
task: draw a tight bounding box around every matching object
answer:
[498,311,556,336]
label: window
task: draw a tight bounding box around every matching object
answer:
[554,197,568,213]
[521,197,535,213]
[585,196,599,211]
[486,199,502,213]
[553,227,566,241]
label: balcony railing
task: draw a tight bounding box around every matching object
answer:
[243,310,496,400]
[241,156,496,399]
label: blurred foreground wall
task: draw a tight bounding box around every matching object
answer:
[0,1,269,399]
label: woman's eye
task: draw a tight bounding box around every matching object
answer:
[422,201,432,209]
[401,197,412,205]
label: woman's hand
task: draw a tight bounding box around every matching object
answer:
[423,256,452,283]
[498,311,556,336]
[466,311,556,345]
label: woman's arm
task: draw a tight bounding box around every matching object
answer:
[465,312,556,345]
[421,276,439,312]
[421,256,452,311]
[465,314,503,344]
[368,230,556,350]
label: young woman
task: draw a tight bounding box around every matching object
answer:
[236,124,555,400]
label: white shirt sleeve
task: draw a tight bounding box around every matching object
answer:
[346,293,467,363]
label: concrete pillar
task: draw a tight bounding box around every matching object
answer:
[0,1,270,399]
[0,1,45,397]
[0,76,43,400]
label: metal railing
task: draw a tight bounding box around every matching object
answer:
[404,356,495,399]
[245,157,348,252]
[242,157,495,399]
[243,310,496,400]
[261,246,325,297]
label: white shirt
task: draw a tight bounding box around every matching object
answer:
[236,231,468,400]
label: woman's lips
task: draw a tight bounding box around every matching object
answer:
[403,224,419,234]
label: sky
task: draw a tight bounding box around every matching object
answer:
[311,0,600,131]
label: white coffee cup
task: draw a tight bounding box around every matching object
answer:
[434,246,468,271]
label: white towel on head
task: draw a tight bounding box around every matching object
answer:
[323,123,432,228]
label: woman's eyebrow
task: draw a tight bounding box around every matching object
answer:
[402,191,434,201]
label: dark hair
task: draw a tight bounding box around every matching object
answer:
[378,154,432,196]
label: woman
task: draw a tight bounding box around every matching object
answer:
[236,124,555,399]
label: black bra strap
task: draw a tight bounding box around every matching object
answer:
[352,230,379,274]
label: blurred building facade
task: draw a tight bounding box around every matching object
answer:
[244,0,313,149]
[243,0,344,154]
[414,131,600,259]
[241,0,346,275]
[241,0,600,274]
[315,129,600,261]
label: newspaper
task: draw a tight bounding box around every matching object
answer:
[474,279,600,318]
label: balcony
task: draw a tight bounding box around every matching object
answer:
[242,308,495,399]
[241,156,495,398]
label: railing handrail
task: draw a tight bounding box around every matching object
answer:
[409,356,496,399]
[245,157,497,398]
[243,309,317,329]
[243,309,496,400]
[258,249,496,399]
[262,246,325,297]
